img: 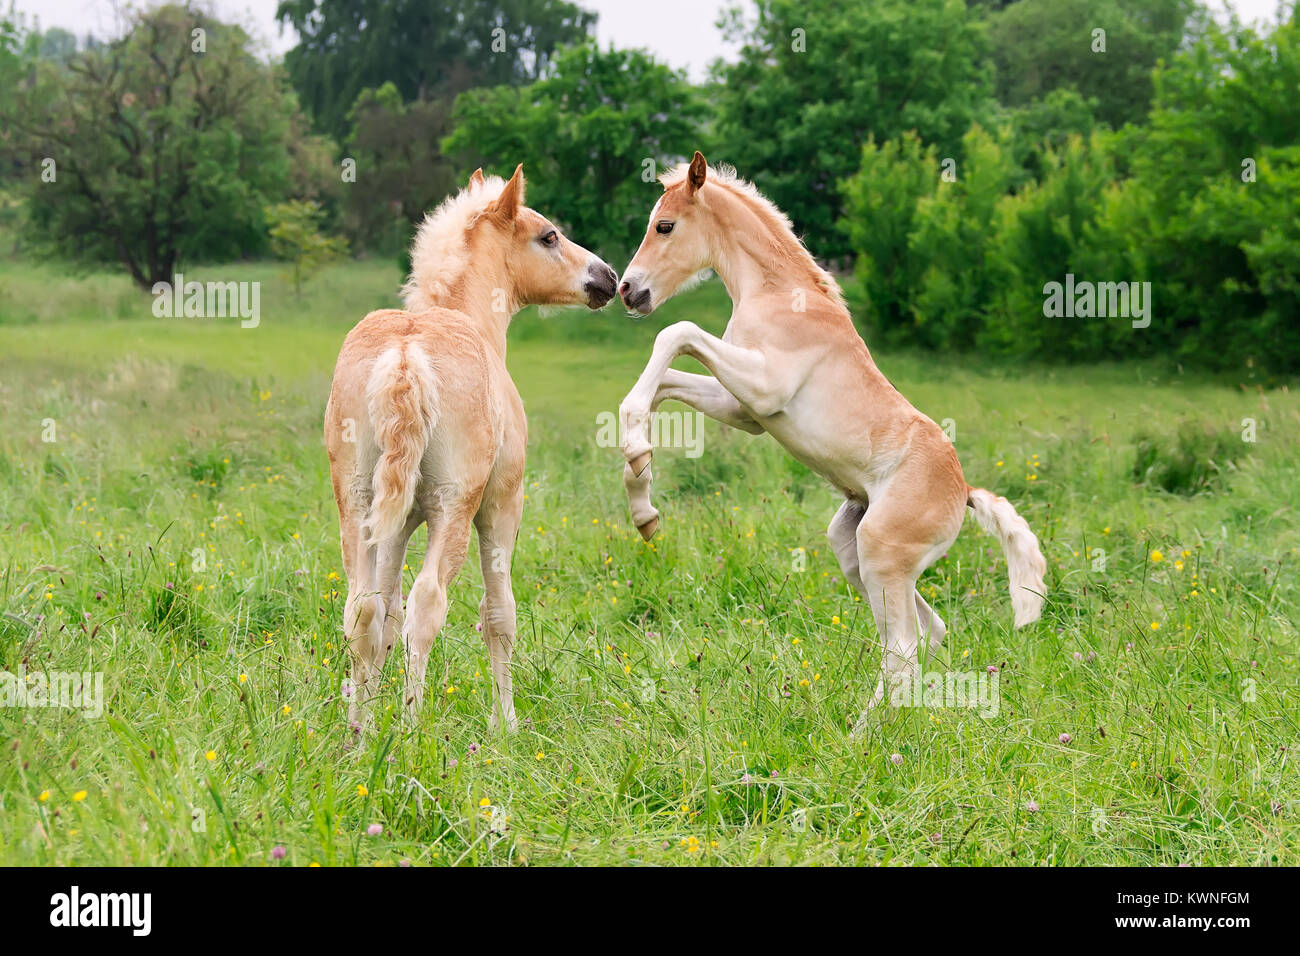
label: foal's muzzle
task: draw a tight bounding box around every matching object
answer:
[584,262,618,309]
[619,278,652,315]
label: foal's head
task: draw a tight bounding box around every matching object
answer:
[618,151,715,315]
[403,165,617,314]
[619,151,843,316]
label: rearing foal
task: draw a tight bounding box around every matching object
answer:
[617,152,1046,733]
[326,166,617,733]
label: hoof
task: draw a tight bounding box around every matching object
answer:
[628,450,652,477]
[637,516,659,541]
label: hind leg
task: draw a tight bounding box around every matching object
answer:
[343,539,384,731]
[343,513,416,731]
[336,481,382,732]
[377,513,421,663]
[855,558,925,729]
[849,484,964,735]
[403,493,476,722]
[915,590,946,653]
[827,500,947,715]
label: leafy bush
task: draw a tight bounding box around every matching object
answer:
[837,14,1300,373]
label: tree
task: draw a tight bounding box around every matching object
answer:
[276,0,595,140]
[35,26,79,62]
[266,200,349,295]
[714,0,994,259]
[1115,11,1300,371]
[1,4,320,289]
[0,10,20,189]
[446,42,707,260]
[340,82,458,256]
[839,133,941,343]
[986,0,1193,129]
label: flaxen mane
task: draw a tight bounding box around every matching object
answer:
[660,162,845,308]
[401,174,512,313]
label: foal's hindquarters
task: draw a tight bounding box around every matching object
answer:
[820,419,971,725]
[325,310,525,733]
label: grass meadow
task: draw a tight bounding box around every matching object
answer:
[1,257,1297,866]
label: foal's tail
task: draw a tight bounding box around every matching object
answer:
[966,486,1047,627]
[365,345,438,546]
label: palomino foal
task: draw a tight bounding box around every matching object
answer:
[617,152,1046,733]
[326,166,617,732]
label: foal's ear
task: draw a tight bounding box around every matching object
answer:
[487,164,526,221]
[686,151,707,196]
[468,168,485,188]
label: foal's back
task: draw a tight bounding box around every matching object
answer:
[325,307,517,531]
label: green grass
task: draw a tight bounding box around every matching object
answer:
[1,257,1297,865]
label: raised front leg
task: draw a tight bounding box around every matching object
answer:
[624,370,766,540]
[653,369,765,435]
[619,322,798,539]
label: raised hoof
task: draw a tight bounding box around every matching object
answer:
[637,516,660,541]
[628,450,652,477]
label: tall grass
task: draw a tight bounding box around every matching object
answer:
[0,259,1296,865]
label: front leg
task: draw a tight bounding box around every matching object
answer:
[619,322,796,539]
[475,481,524,733]
[654,369,765,435]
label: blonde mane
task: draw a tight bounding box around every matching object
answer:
[660,162,846,308]
[401,174,511,313]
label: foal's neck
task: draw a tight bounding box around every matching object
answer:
[708,192,837,317]
[431,266,517,357]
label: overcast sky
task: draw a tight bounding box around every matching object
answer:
[10,0,1292,77]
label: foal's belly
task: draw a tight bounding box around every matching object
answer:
[757,411,893,502]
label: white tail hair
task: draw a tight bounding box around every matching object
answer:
[365,345,439,545]
[966,486,1047,627]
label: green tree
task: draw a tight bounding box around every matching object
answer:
[276,0,595,140]
[1117,11,1300,371]
[986,0,1193,129]
[0,10,20,190]
[982,131,1128,360]
[266,200,349,295]
[340,82,458,256]
[714,0,993,259]
[1,4,314,288]
[839,133,941,343]
[446,42,707,260]
[909,125,1019,350]
[841,125,1021,351]
[1002,87,1099,180]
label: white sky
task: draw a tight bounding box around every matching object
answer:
[9,0,1292,77]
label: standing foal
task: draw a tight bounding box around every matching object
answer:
[326,166,617,732]
[616,152,1046,733]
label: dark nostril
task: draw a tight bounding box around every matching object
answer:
[619,281,630,295]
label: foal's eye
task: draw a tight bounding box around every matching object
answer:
[656,221,675,235]
[540,230,559,247]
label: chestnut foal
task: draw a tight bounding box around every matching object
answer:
[616,153,1046,733]
[326,166,616,733]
